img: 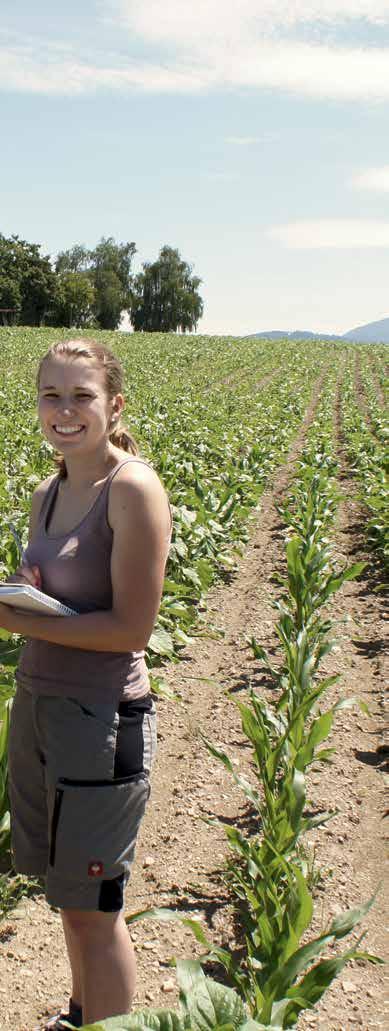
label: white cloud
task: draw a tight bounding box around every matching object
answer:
[352,165,389,190]
[117,1,389,43]
[1,1,389,99]
[0,46,211,95]
[1,37,389,101]
[267,219,389,247]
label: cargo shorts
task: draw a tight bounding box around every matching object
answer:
[8,685,157,911]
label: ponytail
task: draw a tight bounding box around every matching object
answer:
[109,424,139,455]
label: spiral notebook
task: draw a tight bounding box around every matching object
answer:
[0,584,78,616]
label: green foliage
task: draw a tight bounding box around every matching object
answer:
[0,330,384,1028]
[130,247,203,333]
[70,960,260,1031]
[55,237,137,329]
[52,271,96,328]
[121,356,381,1029]
[0,871,41,920]
[0,234,56,326]
[341,357,388,576]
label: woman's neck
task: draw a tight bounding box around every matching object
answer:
[62,445,121,490]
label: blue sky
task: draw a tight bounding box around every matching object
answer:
[1,1,389,336]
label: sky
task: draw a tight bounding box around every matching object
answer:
[1,1,389,336]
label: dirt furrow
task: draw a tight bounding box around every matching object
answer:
[296,383,388,1031]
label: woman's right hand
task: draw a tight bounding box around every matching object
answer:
[6,564,42,589]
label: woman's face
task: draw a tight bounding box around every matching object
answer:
[38,356,124,457]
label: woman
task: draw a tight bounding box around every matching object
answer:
[1,339,172,1029]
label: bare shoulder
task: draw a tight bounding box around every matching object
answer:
[108,460,171,533]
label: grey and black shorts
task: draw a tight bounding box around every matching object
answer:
[8,685,157,912]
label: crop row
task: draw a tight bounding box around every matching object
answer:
[96,366,380,1030]
[0,333,385,1028]
[340,358,388,574]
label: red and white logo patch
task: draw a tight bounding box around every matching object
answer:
[88,861,104,877]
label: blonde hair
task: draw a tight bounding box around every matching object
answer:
[37,338,139,477]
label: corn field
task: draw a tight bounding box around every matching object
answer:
[0,328,387,1030]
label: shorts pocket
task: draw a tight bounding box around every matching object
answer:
[68,697,119,731]
[49,774,149,881]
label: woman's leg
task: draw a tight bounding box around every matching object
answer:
[60,912,83,1010]
[62,908,136,1023]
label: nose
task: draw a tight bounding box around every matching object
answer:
[59,399,74,416]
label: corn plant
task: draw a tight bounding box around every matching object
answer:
[123,375,380,1029]
[0,332,385,1027]
[341,360,388,575]
[192,382,379,1024]
[67,959,261,1030]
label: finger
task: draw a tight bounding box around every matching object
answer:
[6,572,32,585]
[15,566,38,587]
[31,565,42,588]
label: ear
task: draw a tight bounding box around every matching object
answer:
[111,393,125,420]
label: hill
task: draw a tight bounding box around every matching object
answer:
[247,316,389,343]
[343,316,389,343]
[246,329,343,341]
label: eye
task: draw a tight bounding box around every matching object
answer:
[42,392,58,399]
[76,393,93,400]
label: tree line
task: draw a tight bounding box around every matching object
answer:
[0,234,204,332]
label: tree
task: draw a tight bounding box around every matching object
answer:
[0,275,21,311]
[56,244,90,275]
[55,237,136,329]
[52,272,96,328]
[0,234,56,325]
[130,246,203,333]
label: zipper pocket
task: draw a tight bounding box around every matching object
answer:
[58,773,145,788]
[49,787,64,867]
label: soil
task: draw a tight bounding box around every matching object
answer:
[0,377,387,1031]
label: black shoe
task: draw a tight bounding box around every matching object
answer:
[45,999,83,1030]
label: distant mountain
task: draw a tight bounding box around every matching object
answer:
[343,317,389,343]
[246,329,343,342]
[247,317,389,343]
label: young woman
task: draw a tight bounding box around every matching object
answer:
[1,339,172,1029]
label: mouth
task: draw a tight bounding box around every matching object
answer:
[52,425,85,438]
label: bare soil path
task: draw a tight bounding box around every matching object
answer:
[0,374,386,1031]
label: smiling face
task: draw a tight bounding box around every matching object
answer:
[38,355,124,458]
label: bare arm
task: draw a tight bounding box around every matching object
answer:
[0,466,171,652]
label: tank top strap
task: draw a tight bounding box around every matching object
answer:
[89,457,153,527]
[99,457,173,534]
[106,456,153,487]
[37,475,61,528]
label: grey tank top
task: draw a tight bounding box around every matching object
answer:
[16,457,171,704]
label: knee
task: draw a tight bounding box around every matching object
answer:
[62,908,120,943]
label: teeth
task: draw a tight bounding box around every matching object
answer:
[54,425,83,435]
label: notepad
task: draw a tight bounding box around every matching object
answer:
[0,584,78,616]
